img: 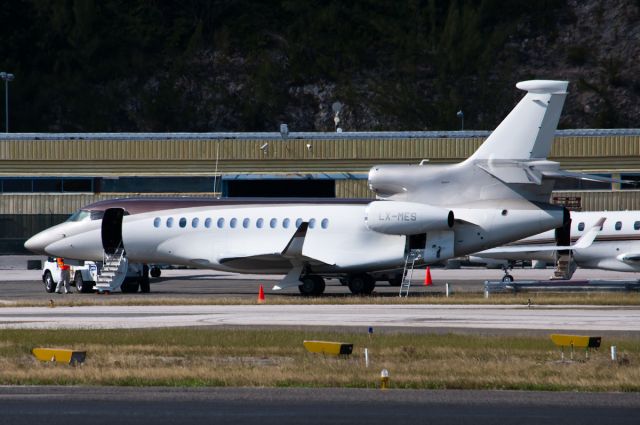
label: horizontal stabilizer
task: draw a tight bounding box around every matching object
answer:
[475,160,557,184]
[541,170,635,185]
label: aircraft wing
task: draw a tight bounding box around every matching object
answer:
[476,217,605,256]
[219,220,406,290]
[218,222,327,270]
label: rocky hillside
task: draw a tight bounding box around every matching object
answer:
[1,0,639,132]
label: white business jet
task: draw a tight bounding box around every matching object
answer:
[471,210,640,280]
[25,80,615,295]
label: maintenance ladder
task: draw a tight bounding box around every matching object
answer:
[399,250,422,297]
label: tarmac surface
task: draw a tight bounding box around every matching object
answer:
[2,257,640,423]
[2,255,639,298]
[2,258,640,332]
[1,386,639,425]
[2,303,640,332]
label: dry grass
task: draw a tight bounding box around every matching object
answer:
[1,328,639,391]
[6,291,640,308]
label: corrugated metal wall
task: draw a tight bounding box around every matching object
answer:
[1,134,639,175]
[0,193,212,215]
[335,180,375,199]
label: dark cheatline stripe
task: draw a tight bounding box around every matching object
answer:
[83,197,372,215]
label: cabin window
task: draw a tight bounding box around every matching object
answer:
[217,218,225,228]
[153,217,161,228]
[192,218,199,228]
[295,218,303,227]
[321,218,329,229]
[205,218,212,228]
[179,217,187,228]
[615,221,622,231]
[257,218,264,228]
[309,218,316,229]
[577,222,585,231]
[283,218,290,229]
[243,218,250,228]
[270,218,277,228]
[230,218,238,228]
[635,221,640,231]
[166,217,174,228]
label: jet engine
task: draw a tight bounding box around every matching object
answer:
[365,201,454,235]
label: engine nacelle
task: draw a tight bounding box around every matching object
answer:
[365,201,454,235]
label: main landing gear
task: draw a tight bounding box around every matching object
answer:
[298,275,326,296]
[297,273,377,296]
[347,273,375,295]
[501,264,514,282]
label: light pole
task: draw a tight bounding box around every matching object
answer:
[0,72,15,133]
[456,110,464,131]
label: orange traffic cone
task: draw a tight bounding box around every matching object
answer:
[424,267,433,286]
[257,285,266,304]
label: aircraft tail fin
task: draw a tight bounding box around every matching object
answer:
[467,80,568,162]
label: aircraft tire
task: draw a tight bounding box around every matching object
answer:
[140,277,151,293]
[298,276,316,296]
[388,275,402,286]
[74,271,94,293]
[298,275,325,296]
[348,273,375,295]
[43,271,56,293]
[502,274,514,283]
[311,275,325,295]
[150,267,161,278]
[363,274,376,294]
[121,281,140,293]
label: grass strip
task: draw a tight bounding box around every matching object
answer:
[1,328,639,391]
[4,292,640,308]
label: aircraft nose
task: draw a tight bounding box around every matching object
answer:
[24,230,63,254]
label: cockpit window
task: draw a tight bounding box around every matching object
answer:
[66,210,91,222]
[66,209,119,222]
[90,210,105,220]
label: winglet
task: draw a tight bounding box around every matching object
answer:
[281,222,309,257]
[572,217,606,249]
